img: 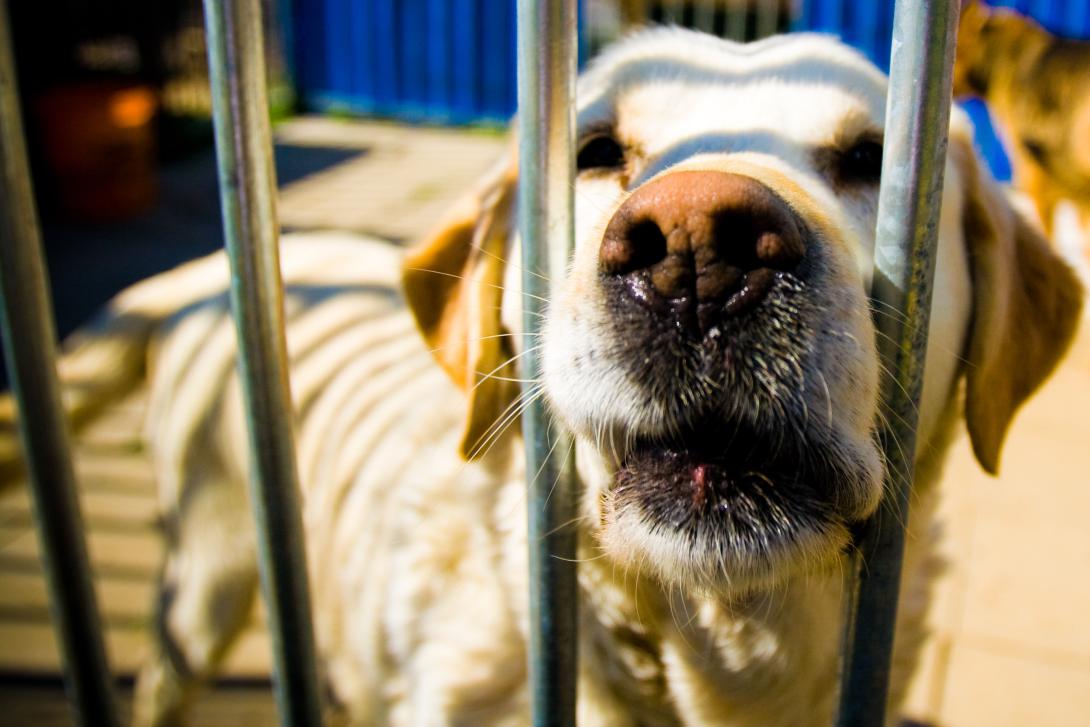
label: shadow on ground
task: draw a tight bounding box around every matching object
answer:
[1,142,366,390]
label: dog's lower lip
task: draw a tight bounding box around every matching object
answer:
[616,439,755,501]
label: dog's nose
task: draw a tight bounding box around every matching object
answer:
[600,171,806,327]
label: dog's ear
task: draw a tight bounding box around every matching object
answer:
[402,151,520,460]
[950,127,1083,474]
[953,0,991,98]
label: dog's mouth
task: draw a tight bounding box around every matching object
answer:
[613,421,837,531]
[603,417,868,587]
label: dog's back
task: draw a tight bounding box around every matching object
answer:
[1,231,528,725]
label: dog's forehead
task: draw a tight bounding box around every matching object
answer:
[578,30,888,153]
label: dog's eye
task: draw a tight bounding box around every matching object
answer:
[838,139,884,184]
[577,133,626,172]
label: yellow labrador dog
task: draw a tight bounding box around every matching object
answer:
[15,28,1080,727]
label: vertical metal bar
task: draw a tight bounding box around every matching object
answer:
[756,0,780,38]
[791,0,813,33]
[727,2,747,40]
[695,0,717,35]
[516,1,579,725]
[202,1,323,725]
[662,0,680,26]
[0,5,121,727]
[835,1,959,725]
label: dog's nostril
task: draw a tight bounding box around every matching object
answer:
[601,218,667,275]
[710,212,760,270]
[629,220,668,269]
[710,213,801,273]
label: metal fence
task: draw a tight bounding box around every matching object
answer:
[0,0,960,724]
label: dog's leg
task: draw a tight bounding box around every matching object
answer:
[132,469,258,727]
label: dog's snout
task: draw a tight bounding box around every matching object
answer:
[600,171,806,327]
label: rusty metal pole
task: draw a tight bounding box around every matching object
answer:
[516,1,579,725]
[202,1,323,724]
[0,4,120,726]
[836,0,961,724]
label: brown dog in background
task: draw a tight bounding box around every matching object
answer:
[954,0,1090,245]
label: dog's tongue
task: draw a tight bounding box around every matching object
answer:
[618,445,733,508]
[692,463,709,488]
[690,463,711,509]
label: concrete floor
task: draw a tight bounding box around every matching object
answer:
[2,116,1089,726]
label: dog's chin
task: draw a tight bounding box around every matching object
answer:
[596,423,874,593]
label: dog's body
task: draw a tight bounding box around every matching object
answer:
[10,30,1081,727]
[954,1,1090,244]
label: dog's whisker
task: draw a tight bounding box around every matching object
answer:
[466,384,544,460]
[476,375,540,383]
[476,331,542,340]
[527,429,564,497]
[511,307,547,319]
[551,550,609,564]
[872,359,923,419]
[816,371,834,430]
[404,265,548,302]
[425,332,542,357]
[868,315,972,366]
[468,343,543,395]
[470,242,550,283]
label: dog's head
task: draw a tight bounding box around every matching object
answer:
[404,29,1081,593]
[953,0,1043,99]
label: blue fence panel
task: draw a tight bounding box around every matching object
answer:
[294,0,514,124]
[481,0,514,118]
[401,0,426,116]
[348,0,375,108]
[327,0,352,102]
[292,0,1090,166]
[451,0,483,122]
[292,0,583,125]
[426,0,453,115]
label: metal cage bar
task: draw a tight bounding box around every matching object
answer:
[695,1,717,34]
[201,1,323,725]
[726,2,748,40]
[756,0,780,38]
[0,6,121,727]
[516,1,580,725]
[835,0,960,724]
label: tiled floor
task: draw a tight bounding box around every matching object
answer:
[1,117,1089,725]
[901,307,1090,726]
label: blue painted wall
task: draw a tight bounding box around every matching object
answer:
[291,0,1090,177]
[293,0,520,125]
